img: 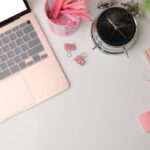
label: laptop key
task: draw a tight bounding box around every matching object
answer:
[0,48,3,55]
[10,65,20,74]
[12,26,19,32]
[14,55,22,63]
[20,22,27,28]
[9,33,17,41]
[9,41,17,49]
[0,69,11,80]
[7,59,15,67]
[23,25,34,34]
[21,52,28,60]
[23,34,31,42]
[41,54,48,59]
[16,30,24,37]
[5,30,12,35]
[28,44,44,56]
[16,38,24,46]
[0,40,3,46]
[7,51,15,58]
[0,54,8,62]
[21,43,29,51]
[0,33,4,38]
[0,62,8,70]
[2,36,10,44]
[2,45,10,53]
[14,47,22,55]
[33,54,40,62]
[27,20,31,24]
[30,31,38,39]
[28,38,41,48]
[27,61,34,66]
[19,61,27,69]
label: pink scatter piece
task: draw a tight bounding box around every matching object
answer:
[144,48,150,64]
[138,111,150,132]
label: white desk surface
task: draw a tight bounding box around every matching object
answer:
[0,0,150,150]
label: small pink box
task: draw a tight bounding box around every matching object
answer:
[138,111,150,132]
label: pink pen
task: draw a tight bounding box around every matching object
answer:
[63,1,86,8]
[63,0,73,6]
[60,9,91,20]
[79,13,91,20]
[52,0,65,19]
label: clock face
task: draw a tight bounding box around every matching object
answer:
[96,7,136,47]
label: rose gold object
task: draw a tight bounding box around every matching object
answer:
[0,13,69,123]
[144,49,150,64]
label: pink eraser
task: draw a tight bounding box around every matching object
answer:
[138,111,150,132]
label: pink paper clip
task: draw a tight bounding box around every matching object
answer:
[64,43,76,57]
[74,52,87,66]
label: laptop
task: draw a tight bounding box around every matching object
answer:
[0,0,69,123]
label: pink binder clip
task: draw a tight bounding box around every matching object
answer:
[64,43,76,57]
[74,52,87,66]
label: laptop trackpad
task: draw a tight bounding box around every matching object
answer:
[0,74,35,120]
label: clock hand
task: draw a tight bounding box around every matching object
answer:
[107,18,127,39]
[117,28,128,39]
[118,24,133,29]
[107,18,116,29]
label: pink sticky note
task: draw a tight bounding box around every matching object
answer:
[138,111,150,132]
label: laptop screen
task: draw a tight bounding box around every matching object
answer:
[0,0,28,23]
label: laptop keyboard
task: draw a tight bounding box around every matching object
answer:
[0,20,48,80]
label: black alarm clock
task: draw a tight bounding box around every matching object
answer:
[91,0,140,56]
